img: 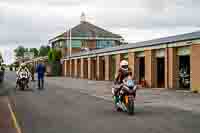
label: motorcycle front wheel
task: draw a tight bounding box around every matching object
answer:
[20,81,26,91]
[128,101,135,115]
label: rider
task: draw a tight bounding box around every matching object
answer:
[112,60,133,111]
[16,63,31,88]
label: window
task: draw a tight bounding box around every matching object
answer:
[96,40,114,49]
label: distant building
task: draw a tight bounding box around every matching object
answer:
[49,13,123,57]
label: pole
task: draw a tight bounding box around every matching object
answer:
[66,28,69,57]
[70,28,72,56]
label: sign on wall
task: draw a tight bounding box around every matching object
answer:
[136,51,145,57]
[177,46,191,56]
[155,49,165,57]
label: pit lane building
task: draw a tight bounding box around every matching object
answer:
[25,14,200,92]
[62,31,200,92]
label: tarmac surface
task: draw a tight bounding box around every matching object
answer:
[1,71,200,133]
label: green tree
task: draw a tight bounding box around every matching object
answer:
[52,49,61,61]
[14,46,26,57]
[29,48,39,57]
[0,52,3,63]
[48,49,53,62]
[39,45,50,56]
[54,50,62,61]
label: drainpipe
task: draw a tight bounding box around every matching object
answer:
[166,43,169,89]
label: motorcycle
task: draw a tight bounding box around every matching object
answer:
[112,79,137,115]
[179,71,190,88]
[18,71,29,90]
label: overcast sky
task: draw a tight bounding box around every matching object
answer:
[1,0,200,64]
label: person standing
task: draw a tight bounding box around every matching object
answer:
[36,60,46,89]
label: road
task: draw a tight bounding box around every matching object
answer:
[2,71,200,133]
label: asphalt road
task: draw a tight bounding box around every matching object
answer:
[3,72,200,133]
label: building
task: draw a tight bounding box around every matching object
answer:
[62,30,200,93]
[49,13,123,57]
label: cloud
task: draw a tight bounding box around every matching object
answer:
[0,0,200,64]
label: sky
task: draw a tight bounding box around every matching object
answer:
[1,0,200,64]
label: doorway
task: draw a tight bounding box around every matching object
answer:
[157,58,165,88]
[91,58,97,80]
[71,60,75,77]
[83,59,88,79]
[139,57,145,83]
[99,57,105,80]
[77,59,81,78]
[179,55,190,89]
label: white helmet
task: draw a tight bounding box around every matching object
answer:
[120,60,128,71]
[21,63,26,67]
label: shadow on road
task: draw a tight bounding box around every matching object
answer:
[17,88,35,92]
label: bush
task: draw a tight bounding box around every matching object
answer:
[48,50,53,62]
[48,49,62,76]
[48,49,62,62]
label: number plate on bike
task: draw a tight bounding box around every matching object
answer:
[128,95,134,101]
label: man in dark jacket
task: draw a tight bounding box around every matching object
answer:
[36,60,46,89]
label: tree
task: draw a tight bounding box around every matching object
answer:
[48,50,53,62]
[52,49,61,61]
[48,49,62,62]
[53,50,62,61]
[29,48,39,57]
[39,45,50,56]
[0,52,3,63]
[14,46,26,57]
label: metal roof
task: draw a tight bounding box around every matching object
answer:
[49,21,122,42]
[64,30,200,59]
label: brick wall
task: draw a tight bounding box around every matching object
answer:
[115,54,121,77]
[105,55,111,81]
[87,40,96,49]
[80,58,84,78]
[168,48,178,88]
[63,60,67,76]
[88,58,92,80]
[191,44,200,92]
[74,59,78,78]
[128,51,136,78]
[63,48,81,57]
[145,50,156,88]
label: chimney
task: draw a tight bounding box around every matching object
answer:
[80,12,86,23]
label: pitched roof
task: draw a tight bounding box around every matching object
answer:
[50,21,122,42]
[65,30,200,58]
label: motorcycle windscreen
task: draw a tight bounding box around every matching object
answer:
[127,80,134,87]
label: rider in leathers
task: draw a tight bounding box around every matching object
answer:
[16,63,31,88]
[112,60,133,111]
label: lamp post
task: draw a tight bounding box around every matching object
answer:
[69,28,72,57]
[66,28,72,57]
